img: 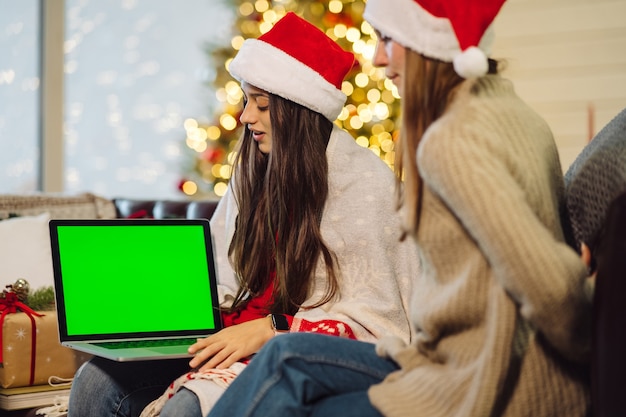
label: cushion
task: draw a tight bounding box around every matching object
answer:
[564,107,626,252]
[0,213,54,290]
[0,193,117,220]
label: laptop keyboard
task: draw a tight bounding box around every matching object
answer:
[94,337,198,350]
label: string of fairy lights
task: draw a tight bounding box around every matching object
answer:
[180,0,401,198]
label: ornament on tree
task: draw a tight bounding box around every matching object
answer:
[203,147,226,165]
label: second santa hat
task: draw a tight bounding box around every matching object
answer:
[228,12,354,122]
[364,0,507,79]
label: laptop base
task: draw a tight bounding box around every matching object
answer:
[63,341,196,362]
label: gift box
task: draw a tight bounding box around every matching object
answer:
[0,309,92,388]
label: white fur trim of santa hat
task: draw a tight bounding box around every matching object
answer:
[364,0,497,79]
[228,12,353,121]
[229,39,348,122]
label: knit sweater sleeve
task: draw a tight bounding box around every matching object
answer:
[418,85,591,361]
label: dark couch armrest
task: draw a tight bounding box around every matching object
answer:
[186,200,219,220]
[113,198,219,220]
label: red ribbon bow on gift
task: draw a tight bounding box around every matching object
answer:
[0,291,45,386]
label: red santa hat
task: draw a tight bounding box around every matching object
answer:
[364,0,507,79]
[228,12,355,121]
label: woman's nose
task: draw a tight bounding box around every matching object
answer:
[239,103,255,124]
[372,40,388,67]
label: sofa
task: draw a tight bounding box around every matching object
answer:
[0,192,219,416]
[112,196,219,220]
[0,193,220,222]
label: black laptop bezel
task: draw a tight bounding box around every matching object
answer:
[49,218,223,343]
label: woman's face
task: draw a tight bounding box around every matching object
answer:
[372,32,406,97]
[240,82,272,154]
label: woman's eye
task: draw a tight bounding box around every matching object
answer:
[374,30,391,44]
[256,97,269,111]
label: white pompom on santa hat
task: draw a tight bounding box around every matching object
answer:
[228,12,355,121]
[364,0,507,79]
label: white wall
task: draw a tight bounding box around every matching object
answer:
[492,0,626,171]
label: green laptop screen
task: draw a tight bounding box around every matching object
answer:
[55,223,218,336]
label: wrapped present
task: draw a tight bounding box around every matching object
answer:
[0,292,91,388]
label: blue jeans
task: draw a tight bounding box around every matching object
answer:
[160,388,202,417]
[68,356,196,417]
[208,333,398,417]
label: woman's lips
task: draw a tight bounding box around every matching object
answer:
[252,131,265,142]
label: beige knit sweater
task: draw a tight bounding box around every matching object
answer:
[369,76,592,417]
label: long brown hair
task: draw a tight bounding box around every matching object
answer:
[227,93,339,315]
[395,50,499,236]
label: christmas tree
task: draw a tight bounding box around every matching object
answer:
[179,0,401,198]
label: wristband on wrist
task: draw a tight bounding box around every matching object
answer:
[268,313,290,335]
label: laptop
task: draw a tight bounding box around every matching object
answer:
[49,218,223,361]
